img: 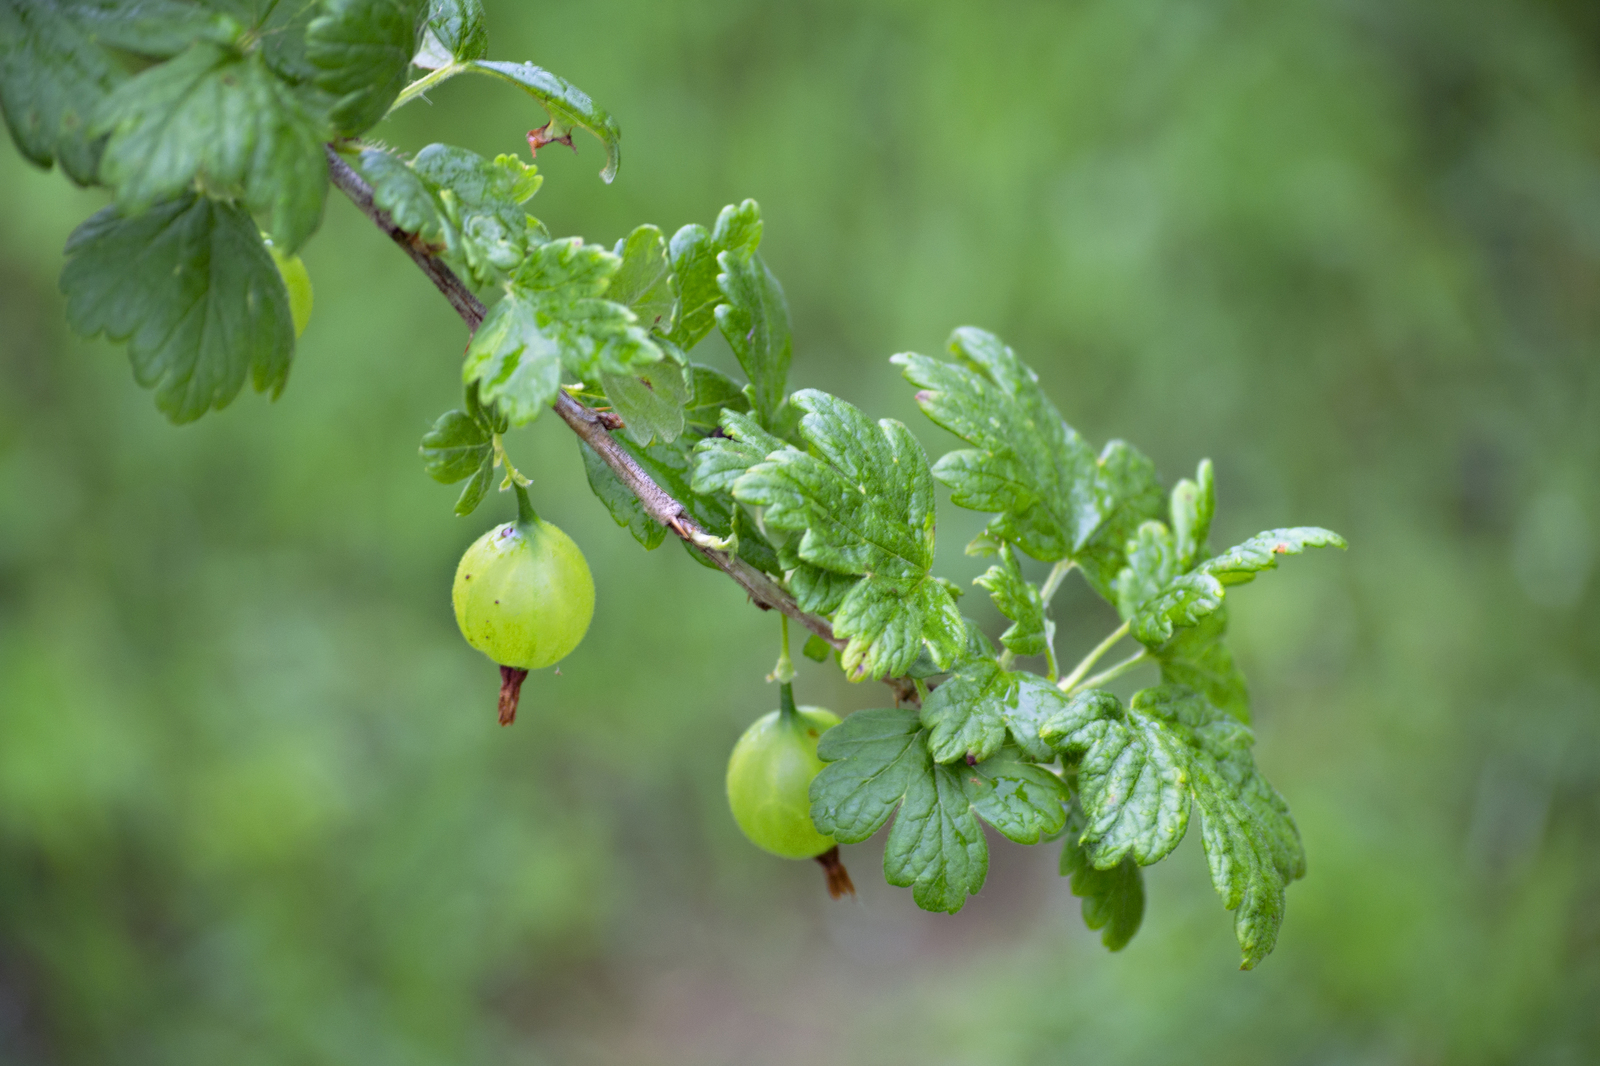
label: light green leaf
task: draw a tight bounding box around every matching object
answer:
[93,42,328,251]
[974,543,1052,659]
[456,60,621,182]
[609,224,674,332]
[895,327,1163,600]
[599,359,690,446]
[682,364,750,437]
[689,409,784,495]
[715,249,791,427]
[510,236,661,379]
[1171,458,1215,569]
[723,390,966,679]
[452,452,494,516]
[306,0,424,136]
[1201,527,1348,586]
[1042,684,1305,968]
[461,290,561,425]
[421,0,486,62]
[920,656,1066,763]
[410,143,544,280]
[60,193,294,424]
[965,747,1069,844]
[802,634,831,663]
[1060,798,1145,951]
[353,146,443,243]
[667,200,761,349]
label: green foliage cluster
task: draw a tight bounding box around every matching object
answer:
[0,0,1347,970]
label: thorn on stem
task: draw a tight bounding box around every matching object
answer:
[595,410,624,431]
[815,846,855,900]
[498,665,529,726]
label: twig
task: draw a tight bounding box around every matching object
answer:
[324,145,919,705]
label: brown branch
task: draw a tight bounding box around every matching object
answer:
[324,145,919,705]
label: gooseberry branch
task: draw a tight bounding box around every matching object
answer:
[322,147,920,705]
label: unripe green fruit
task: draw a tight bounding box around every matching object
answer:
[264,239,313,337]
[726,703,841,859]
[452,511,594,670]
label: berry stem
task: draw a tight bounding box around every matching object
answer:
[513,482,539,526]
[778,680,797,722]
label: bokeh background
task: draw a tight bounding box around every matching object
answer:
[3,0,1598,1062]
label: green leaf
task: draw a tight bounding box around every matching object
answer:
[1171,458,1215,569]
[667,200,761,349]
[966,747,1070,844]
[974,544,1052,659]
[354,146,443,243]
[419,408,491,484]
[60,194,294,424]
[599,359,690,446]
[510,236,660,379]
[682,364,750,437]
[1042,684,1305,968]
[462,290,562,425]
[920,656,1067,763]
[1157,608,1250,723]
[306,0,424,136]
[579,441,665,550]
[456,60,621,183]
[802,634,831,662]
[1060,798,1145,951]
[452,452,494,515]
[421,0,486,63]
[1114,520,1226,645]
[895,328,1162,600]
[715,249,791,428]
[411,143,544,281]
[93,42,328,251]
[810,708,1065,913]
[609,224,674,332]
[580,434,753,561]
[1129,572,1225,646]
[689,408,784,495]
[0,0,122,184]
[1201,527,1347,586]
[723,390,966,679]
[1114,521,1179,620]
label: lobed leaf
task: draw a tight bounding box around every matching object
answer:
[93,42,328,251]
[1042,683,1306,968]
[667,200,761,349]
[715,248,792,428]
[420,0,487,63]
[61,194,294,425]
[920,656,1066,763]
[1157,609,1250,722]
[896,328,1162,600]
[682,364,750,438]
[306,0,424,136]
[354,146,444,243]
[1060,799,1145,951]
[609,224,674,332]
[974,543,1052,659]
[1171,458,1215,569]
[720,390,966,678]
[811,708,1066,913]
[1201,527,1347,586]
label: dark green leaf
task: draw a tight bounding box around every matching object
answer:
[1157,608,1250,722]
[1201,527,1347,586]
[715,249,791,427]
[60,194,294,424]
[306,0,424,136]
[609,224,673,331]
[920,656,1067,763]
[354,146,443,243]
[580,441,665,550]
[896,328,1163,600]
[724,390,966,679]
[1042,684,1305,968]
[421,0,486,62]
[453,452,494,516]
[93,42,328,251]
[457,60,621,183]
[419,409,491,483]
[667,200,761,349]
[802,634,831,662]
[682,364,749,437]
[1171,458,1215,569]
[974,544,1052,658]
[1060,799,1145,951]
[0,0,123,184]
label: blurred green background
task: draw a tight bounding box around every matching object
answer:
[2,0,1598,1062]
